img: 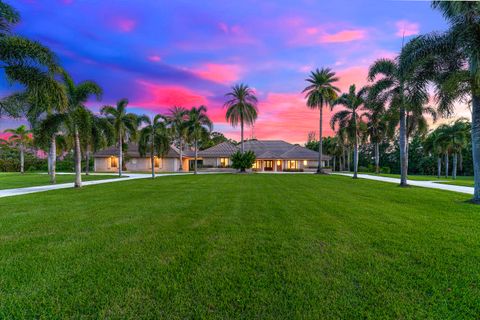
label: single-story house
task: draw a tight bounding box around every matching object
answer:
[199,140,330,172]
[93,140,330,173]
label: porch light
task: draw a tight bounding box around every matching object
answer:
[277,160,281,166]
[303,160,308,166]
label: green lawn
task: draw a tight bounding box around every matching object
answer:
[0,174,479,318]
[0,172,120,190]
[361,172,475,187]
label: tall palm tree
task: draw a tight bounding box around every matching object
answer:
[166,106,188,171]
[224,84,258,153]
[62,72,102,187]
[302,68,340,173]
[187,106,212,174]
[436,119,469,180]
[3,124,31,173]
[331,85,367,178]
[101,99,138,177]
[138,114,171,178]
[368,57,429,186]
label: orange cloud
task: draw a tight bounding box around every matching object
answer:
[191,63,242,84]
[135,80,209,109]
[320,29,367,43]
[395,20,419,37]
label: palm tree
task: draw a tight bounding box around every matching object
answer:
[302,68,340,173]
[368,57,430,186]
[101,99,138,177]
[400,2,480,200]
[61,72,102,187]
[362,92,388,173]
[138,114,171,178]
[82,110,115,175]
[166,106,188,171]
[187,106,212,174]
[3,125,31,173]
[436,119,469,180]
[424,129,443,178]
[224,84,258,153]
[331,85,367,178]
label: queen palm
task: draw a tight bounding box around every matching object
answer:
[303,68,340,173]
[4,125,31,173]
[331,85,367,178]
[436,119,469,180]
[424,129,443,178]
[166,106,188,171]
[224,84,258,153]
[101,99,138,177]
[138,114,171,179]
[187,106,212,174]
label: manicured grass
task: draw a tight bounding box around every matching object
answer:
[362,172,474,187]
[0,174,479,318]
[0,172,120,189]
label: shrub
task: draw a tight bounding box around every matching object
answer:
[380,166,391,174]
[283,168,304,172]
[231,151,256,172]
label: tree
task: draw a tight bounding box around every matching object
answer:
[224,84,258,153]
[62,72,102,187]
[166,106,188,171]
[331,85,367,178]
[436,119,469,180]
[187,106,212,174]
[368,57,430,186]
[302,68,340,173]
[231,150,256,172]
[138,114,171,179]
[101,99,137,177]
[424,129,443,178]
[82,110,115,175]
[3,124,31,173]
[400,2,480,201]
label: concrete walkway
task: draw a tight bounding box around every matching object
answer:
[333,173,474,195]
[0,173,188,198]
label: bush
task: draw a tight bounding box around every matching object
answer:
[380,166,391,174]
[283,168,304,172]
[358,166,369,172]
[231,151,256,172]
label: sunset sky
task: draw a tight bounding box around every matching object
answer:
[1,0,464,143]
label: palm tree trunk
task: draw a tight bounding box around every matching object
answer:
[74,127,82,188]
[445,153,449,179]
[333,156,336,172]
[151,140,155,179]
[347,147,351,172]
[452,153,457,180]
[471,93,480,202]
[459,152,463,173]
[375,142,380,174]
[194,137,198,175]
[399,106,408,186]
[353,136,359,179]
[118,134,123,177]
[50,135,56,184]
[20,144,24,174]
[179,137,183,172]
[437,156,441,179]
[241,119,244,154]
[317,106,323,173]
[85,146,90,175]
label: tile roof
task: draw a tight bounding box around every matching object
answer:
[93,142,181,158]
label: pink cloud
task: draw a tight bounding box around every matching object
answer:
[395,20,419,37]
[191,63,242,84]
[320,29,367,43]
[148,55,161,62]
[135,80,209,109]
[337,66,369,92]
[112,18,137,33]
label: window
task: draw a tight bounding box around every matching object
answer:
[110,157,118,168]
[154,157,161,168]
[220,157,229,167]
[287,160,298,169]
[264,160,273,171]
[303,160,308,166]
[252,160,262,170]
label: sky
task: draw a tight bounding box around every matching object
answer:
[1,0,465,143]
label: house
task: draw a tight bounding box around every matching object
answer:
[93,140,330,173]
[199,140,330,172]
[93,142,191,173]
